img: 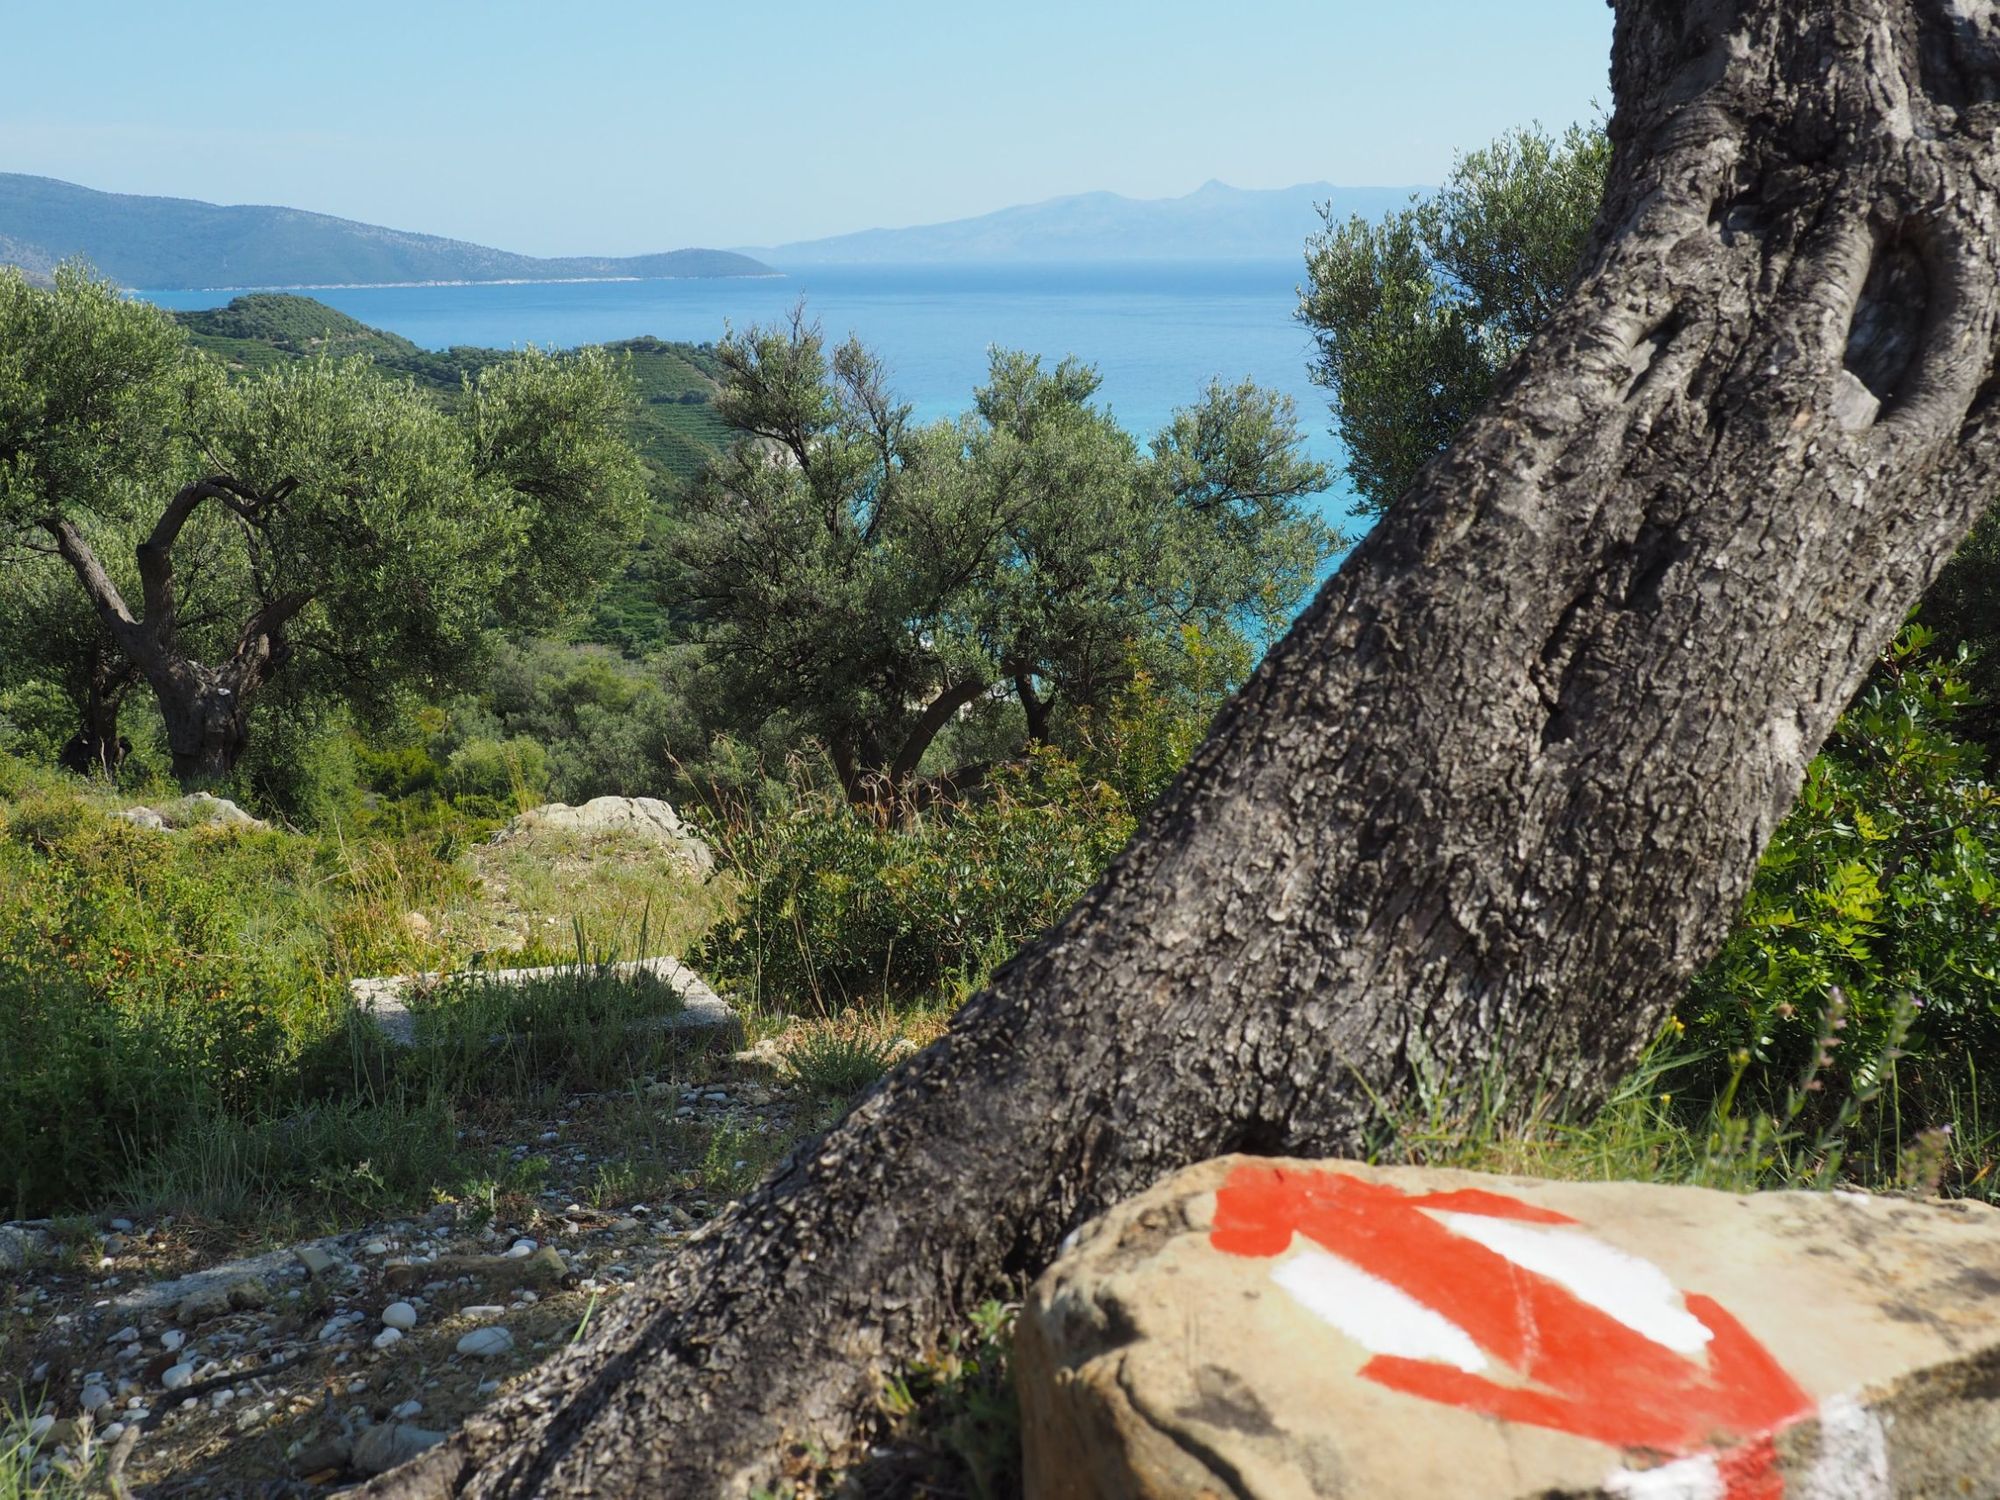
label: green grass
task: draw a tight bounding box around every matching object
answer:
[0,756,729,1222]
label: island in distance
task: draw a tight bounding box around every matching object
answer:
[746,179,1426,264]
[0,172,774,291]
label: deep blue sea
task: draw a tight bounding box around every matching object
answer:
[140,261,1359,529]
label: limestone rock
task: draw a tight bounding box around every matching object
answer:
[0,1220,52,1270]
[455,1326,513,1358]
[350,954,739,1049]
[488,795,713,877]
[168,791,268,830]
[1018,1157,2000,1500]
[351,1422,444,1477]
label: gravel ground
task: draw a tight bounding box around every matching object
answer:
[1,1054,828,1495]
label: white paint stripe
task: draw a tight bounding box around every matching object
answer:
[1431,1212,1714,1355]
[1271,1246,1488,1373]
[1604,1452,1725,1500]
[1798,1394,1891,1500]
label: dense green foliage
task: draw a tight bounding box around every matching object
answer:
[178,298,732,652]
[1686,628,2000,1122]
[1300,123,1610,515]
[1,269,647,786]
[670,313,1337,802]
[703,669,1213,1013]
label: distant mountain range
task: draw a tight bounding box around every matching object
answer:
[0,174,774,290]
[747,180,1425,264]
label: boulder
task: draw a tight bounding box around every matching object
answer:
[0,1220,53,1270]
[488,795,713,877]
[1017,1157,2000,1500]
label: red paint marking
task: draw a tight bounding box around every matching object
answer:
[1211,1163,1814,1499]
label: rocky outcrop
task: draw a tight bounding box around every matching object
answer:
[118,792,269,833]
[487,796,712,878]
[1017,1157,2000,1499]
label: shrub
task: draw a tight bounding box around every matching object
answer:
[702,748,1136,1014]
[1680,626,2000,1132]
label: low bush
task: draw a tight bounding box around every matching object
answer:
[1678,625,2000,1145]
[700,748,1136,1014]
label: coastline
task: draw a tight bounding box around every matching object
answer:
[128,272,789,295]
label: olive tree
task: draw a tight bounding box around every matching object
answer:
[668,311,1338,804]
[0,267,647,787]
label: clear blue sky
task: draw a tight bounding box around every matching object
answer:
[1,1,1612,255]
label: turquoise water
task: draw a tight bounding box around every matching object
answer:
[140,260,1357,525]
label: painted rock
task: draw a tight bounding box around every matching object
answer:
[1017,1157,2000,1500]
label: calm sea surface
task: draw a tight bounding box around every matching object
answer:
[140,261,1359,529]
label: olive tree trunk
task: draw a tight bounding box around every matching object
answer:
[368,1,2000,1493]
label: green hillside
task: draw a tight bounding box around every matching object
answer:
[0,172,775,289]
[174,295,730,650]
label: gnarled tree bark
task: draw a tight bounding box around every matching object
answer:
[43,476,306,787]
[369,1,2000,1493]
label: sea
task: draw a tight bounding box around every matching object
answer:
[139,261,1361,533]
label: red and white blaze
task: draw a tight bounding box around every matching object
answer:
[1209,1164,1890,1500]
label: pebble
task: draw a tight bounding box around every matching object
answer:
[79,1384,111,1413]
[101,1422,126,1442]
[362,1240,390,1256]
[211,1388,235,1409]
[160,1330,186,1352]
[456,1327,514,1358]
[161,1363,195,1392]
[391,1399,424,1420]
[381,1301,418,1331]
[372,1327,404,1351]
[463,1305,505,1320]
[502,1238,537,1259]
[102,1234,130,1256]
[109,1218,134,1233]
[107,1325,140,1345]
[26,1414,54,1443]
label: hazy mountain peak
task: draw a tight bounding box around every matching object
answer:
[751,179,1424,265]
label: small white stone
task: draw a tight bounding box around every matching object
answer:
[160,1330,185,1352]
[100,1422,126,1442]
[107,1325,139,1345]
[161,1364,195,1392]
[109,1218,134,1233]
[211,1388,235,1408]
[372,1327,403,1351]
[455,1326,514,1358]
[391,1399,423,1420]
[362,1240,389,1256]
[80,1385,111,1413]
[26,1414,54,1442]
[381,1301,418,1331]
